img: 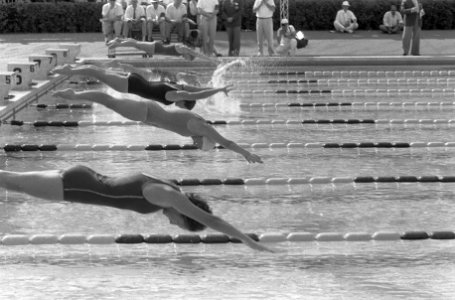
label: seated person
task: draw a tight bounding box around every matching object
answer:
[275,19,297,56]
[101,0,124,44]
[122,0,147,41]
[333,1,358,33]
[165,0,194,43]
[146,0,167,42]
[380,5,403,34]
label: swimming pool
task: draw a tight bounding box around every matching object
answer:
[1,57,455,299]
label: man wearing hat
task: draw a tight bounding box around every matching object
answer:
[275,18,297,56]
[146,0,166,42]
[333,1,358,33]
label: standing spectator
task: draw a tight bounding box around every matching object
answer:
[123,0,147,41]
[146,0,166,41]
[380,5,403,34]
[221,0,244,56]
[333,1,358,33]
[197,0,220,56]
[101,0,124,44]
[252,0,275,56]
[275,18,297,56]
[401,0,420,55]
[165,0,190,43]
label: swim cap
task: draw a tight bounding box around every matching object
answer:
[201,136,216,151]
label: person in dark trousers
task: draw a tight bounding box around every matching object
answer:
[400,0,421,56]
[221,0,244,56]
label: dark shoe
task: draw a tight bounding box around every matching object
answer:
[215,53,222,57]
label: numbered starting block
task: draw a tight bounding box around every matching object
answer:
[0,72,15,100]
[29,55,55,80]
[59,43,81,62]
[7,62,38,90]
[45,48,70,65]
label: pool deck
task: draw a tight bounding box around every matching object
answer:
[0,30,454,120]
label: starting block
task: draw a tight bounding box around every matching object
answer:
[0,72,15,100]
[59,43,81,62]
[7,62,38,90]
[45,48,70,65]
[29,55,55,80]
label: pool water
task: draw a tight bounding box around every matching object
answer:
[1,60,455,299]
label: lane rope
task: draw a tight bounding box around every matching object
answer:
[4,119,455,127]
[1,142,454,152]
[232,88,455,95]
[30,103,93,110]
[1,231,454,245]
[240,101,455,109]
[224,70,455,78]
[230,78,455,87]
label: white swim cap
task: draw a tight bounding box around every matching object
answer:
[201,136,216,151]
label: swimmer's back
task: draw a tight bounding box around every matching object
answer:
[62,165,175,214]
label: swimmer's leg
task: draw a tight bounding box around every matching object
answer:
[53,65,128,93]
[108,38,156,56]
[53,89,148,122]
[0,170,63,201]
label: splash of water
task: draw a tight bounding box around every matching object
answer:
[194,58,250,117]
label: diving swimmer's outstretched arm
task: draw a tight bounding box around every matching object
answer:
[143,183,274,252]
[187,119,263,164]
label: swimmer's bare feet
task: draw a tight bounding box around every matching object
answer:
[52,64,73,75]
[52,88,76,99]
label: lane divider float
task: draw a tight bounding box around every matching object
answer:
[2,231,454,245]
[4,119,455,127]
[2,142,455,152]
[31,103,93,110]
[239,101,455,109]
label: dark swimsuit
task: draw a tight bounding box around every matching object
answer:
[127,72,182,105]
[61,165,178,214]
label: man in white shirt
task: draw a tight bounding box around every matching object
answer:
[123,0,147,41]
[333,1,358,33]
[101,0,124,44]
[252,0,275,56]
[380,5,403,34]
[197,0,219,56]
[146,0,166,41]
[165,0,190,43]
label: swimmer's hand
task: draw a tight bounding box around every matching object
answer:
[244,152,263,164]
[222,84,235,96]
